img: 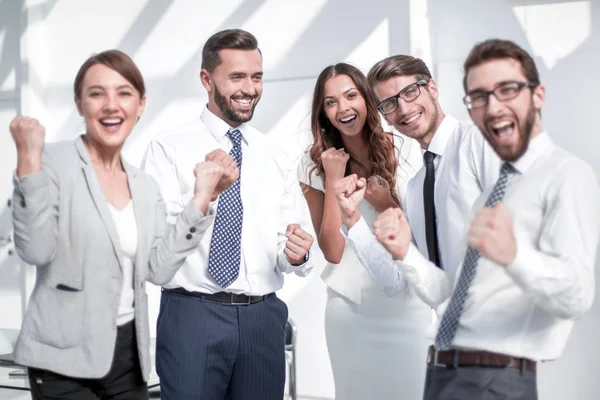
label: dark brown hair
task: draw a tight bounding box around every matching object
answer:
[367,55,432,91]
[463,39,540,92]
[201,29,260,72]
[74,50,145,98]
[309,63,400,206]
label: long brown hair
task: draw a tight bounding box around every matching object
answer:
[309,63,400,205]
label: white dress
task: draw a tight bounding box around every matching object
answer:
[298,134,432,400]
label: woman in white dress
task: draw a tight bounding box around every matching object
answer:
[298,63,431,399]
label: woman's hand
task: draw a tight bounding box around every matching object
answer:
[321,147,349,183]
[10,116,46,177]
[364,175,396,212]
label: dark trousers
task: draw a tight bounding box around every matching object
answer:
[155,289,288,400]
[28,320,149,400]
[423,364,538,400]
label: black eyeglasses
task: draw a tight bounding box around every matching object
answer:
[377,79,429,115]
[463,81,536,110]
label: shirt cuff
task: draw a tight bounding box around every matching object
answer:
[504,243,544,291]
[395,243,427,285]
[343,216,370,242]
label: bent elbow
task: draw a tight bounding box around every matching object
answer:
[323,252,342,265]
[16,248,53,267]
[564,297,593,320]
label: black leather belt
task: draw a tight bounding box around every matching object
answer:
[427,346,536,372]
[163,287,270,305]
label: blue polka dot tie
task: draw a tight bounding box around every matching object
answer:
[207,128,244,288]
[435,162,514,350]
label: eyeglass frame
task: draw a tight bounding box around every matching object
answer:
[376,79,429,115]
[463,81,537,110]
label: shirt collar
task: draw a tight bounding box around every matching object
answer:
[509,131,553,174]
[422,114,458,157]
[200,105,250,144]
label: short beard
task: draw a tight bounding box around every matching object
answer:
[395,91,439,142]
[492,101,535,162]
[214,83,258,124]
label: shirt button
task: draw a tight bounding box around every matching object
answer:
[186,233,192,240]
[190,227,196,233]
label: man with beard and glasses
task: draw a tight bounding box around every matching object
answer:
[370,39,600,400]
[141,29,314,400]
[333,54,500,293]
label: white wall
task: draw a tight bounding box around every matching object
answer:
[1,1,599,399]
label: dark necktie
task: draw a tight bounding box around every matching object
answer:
[423,150,441,268]
[207,128,244,288]
[435,162,514,350]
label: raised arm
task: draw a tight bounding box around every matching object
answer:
[10,117,59,266]
[374,207,452,307]
[142,141,236,285]
[471,162,600,320]
[299,148,350,264]
[276,163,314,276]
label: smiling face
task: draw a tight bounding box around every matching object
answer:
[373,75,442,147]
[322,74,367,139]
[201,48,263,127]
[75,63,146,150]
[465,57,545,162]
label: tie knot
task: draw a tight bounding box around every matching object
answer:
[500,162,515,177]
[424,151,436,164]
[228,128,243,146]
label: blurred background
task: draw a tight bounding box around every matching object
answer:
[0,1,598,398]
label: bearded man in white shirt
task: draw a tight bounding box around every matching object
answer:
[141,29,314,400]
[370,39,600,400]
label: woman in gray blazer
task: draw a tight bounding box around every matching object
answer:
[9,50,238,399]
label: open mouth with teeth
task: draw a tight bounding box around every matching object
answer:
[339,115,357,124]
[401,112,421,126]
[100,118,124,130]
[232,97,254,109]
[490,120,515,142]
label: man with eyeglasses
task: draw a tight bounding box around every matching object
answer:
[369,39,600,399]
[333,54,501,293]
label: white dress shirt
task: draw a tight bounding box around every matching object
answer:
[344,115,501,298]
[142,106,313,296]
[406,115,501,274]
[351,132,600,361]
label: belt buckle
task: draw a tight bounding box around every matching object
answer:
[230,293,251,306]
[428,348,445,367]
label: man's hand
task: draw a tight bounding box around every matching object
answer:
[10,116,46,177]
[205,149,239,200]
[333,174,366,228]
[364,175,396,212]
[467,203,516,267]
[192,161,224,213]
[321,147,349,182]
[284,224,314,265]
[373,207,412,260]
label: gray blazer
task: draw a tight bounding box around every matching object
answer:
[11,136,214,379]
